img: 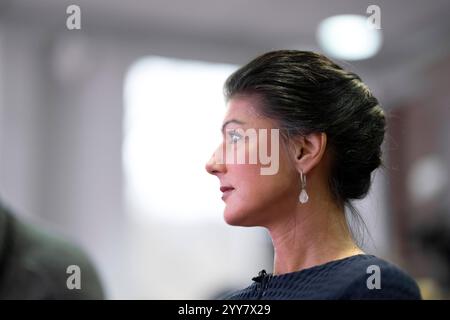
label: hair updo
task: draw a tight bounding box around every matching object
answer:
[224,50,386,213]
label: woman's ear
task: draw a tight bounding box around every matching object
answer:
[293,132,327,174]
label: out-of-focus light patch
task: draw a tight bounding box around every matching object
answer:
[408,155,448,205]
[317,15,382,60]
[123,56,238,222]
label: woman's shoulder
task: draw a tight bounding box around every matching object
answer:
[334,254,422,299]
[216,254,422,300]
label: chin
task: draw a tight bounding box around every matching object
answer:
[223,207,259,227]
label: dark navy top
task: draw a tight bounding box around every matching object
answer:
[220,254,422,300]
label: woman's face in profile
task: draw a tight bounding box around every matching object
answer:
[205,96,299,227]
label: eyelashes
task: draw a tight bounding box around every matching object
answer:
[228,129,242,144]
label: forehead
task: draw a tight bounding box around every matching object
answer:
[224,96,272,127]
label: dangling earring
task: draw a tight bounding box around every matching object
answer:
[299,169,309,204]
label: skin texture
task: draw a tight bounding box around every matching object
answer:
[205,95,364,275]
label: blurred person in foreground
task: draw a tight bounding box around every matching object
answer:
[205,50,422,300]
[0,200,104,299]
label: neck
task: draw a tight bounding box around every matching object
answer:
[267,197,364,276]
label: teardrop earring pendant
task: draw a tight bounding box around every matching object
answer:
[299,169,309,204]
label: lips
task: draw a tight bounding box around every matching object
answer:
[220,186,235,192]
[220,186,235,201]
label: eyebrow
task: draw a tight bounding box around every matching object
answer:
[221,119,246,134]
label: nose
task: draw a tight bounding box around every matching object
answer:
[205,148,226,176]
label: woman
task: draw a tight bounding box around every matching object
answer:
[205,50,421,299]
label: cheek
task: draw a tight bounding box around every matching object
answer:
[229,161,294,203]
[226,130,296,201]
[228,163,261,191]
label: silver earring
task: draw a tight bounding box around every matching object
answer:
[299,169,309,204]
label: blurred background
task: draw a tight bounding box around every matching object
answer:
[0,0,449,299]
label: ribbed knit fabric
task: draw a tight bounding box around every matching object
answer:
[220,254,422,300]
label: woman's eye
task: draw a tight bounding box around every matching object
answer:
[228,130,242,143]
